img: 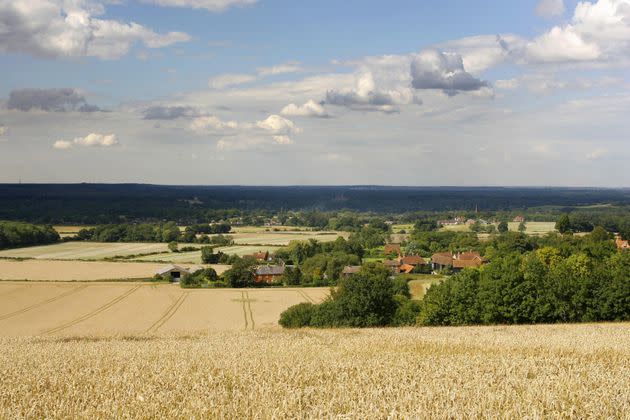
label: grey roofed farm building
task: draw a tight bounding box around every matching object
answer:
[155,264,188,280]
[341,265,362,277]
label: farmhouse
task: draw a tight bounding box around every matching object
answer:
[431,252,486,273]
[401,255,428,267]
[341,265,362,277]
[252,250,270,261]
[383,259,402,274]
[513,215,526,223]
[615,236,629,250]
[155,264,202,281]
[383,243,402,256]
[254,265,285,283]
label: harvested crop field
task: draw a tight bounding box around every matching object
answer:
[0,282,328,336]
[0,260,229,281]
[0,323,628,418]
[0,242,177,260]
[132,245,284,264]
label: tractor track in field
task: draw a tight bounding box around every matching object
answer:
[244,291,255,330]
[0,284,29,298]
[43,285,142,335]
[145,292,188,334]
[297,289,316,304]
[0,284,89,322]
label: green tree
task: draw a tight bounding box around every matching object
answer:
[221,257,256,288]
[556,214,571,234]
[168,241,179,252]
[497,221,509,233]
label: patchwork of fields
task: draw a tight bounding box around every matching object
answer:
[1,323,627,418]
[0,282,329,336]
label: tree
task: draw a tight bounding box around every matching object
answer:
[281,266,302,286]
[497,221,509,233]
[556,214,571,234]
[221,257,256,288]
[168,241,179,252]
[201,246,223,264]
[518,222,526,233]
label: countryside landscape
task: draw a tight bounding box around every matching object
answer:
[2,0,630,417]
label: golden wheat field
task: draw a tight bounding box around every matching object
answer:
[0,282,329,336]
[0,260,230,281]
[0,324,628,418]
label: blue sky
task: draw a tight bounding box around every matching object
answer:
[0,0,629,185]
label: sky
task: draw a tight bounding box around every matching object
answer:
[0,0,629,186]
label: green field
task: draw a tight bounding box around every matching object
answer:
[508,221,556,235]
[132,245,284,264]
[407,275,443,299]
[217,231,348,246]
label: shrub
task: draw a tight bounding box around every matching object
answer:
[391,296,422,326]
[279,302,316,328]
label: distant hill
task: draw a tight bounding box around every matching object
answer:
[1,184,629,223]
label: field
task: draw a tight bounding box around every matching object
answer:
[0,282,328,335]
[0,242,174,260]
[132,245,284,264]
[508,221,556,235]
[217,231,348,245]
[0,260,229,281]
[408,275,442,298]
[0,323,628,418]
[441,221,557,236]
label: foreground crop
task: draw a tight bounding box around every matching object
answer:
[0,323,628,418]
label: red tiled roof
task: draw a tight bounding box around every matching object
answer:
[452,259,484,269]
[431,252,453,266]
[384,244,402,255]
[400,264,415,274]
[383,259,401,267]
[401,255,426,265]
[458,252,483,261]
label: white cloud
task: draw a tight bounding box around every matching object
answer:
[272,135,293,145]
[53,140,73,150]
[586,148,608,160]
[281,100,329,118]
[0,0,190,59]
[257,62,303,76]
[536,0,565,18]
[525,26,601,63]
[140,0,257,12]
[208,74,258,89]
[209,62,303,89]
[325,71,412,113]
[256,115,301,134]
[189,116,240,133]
[53,133,119,149]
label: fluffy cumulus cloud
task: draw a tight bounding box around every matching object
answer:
[139,0,257,12]
[255,114,302,135]
[536,0,565,18]
[325,72,409,113]
[0,0,190,59]
[524,26,601,63]
[143,105,199,120]
[53,133,119,149]
[281,100,329,118]
[188,113,300,150]
[410,50,488,95]
[525,0,630,63]
[7,88,101,112]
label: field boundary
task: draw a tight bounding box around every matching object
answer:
[0,284,89,322]
[145,292,188,334]
[43,285,143,335]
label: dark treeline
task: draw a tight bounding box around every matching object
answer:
[0,221,59,250]
[2,184,630,223]
[76,222,232,243]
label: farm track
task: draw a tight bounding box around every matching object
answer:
[145,292,188,334]
[0,285,88,322]
[43,285,142,335]
[297,289,316,304]
[241,291,249,330]
[244,291,255,330]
